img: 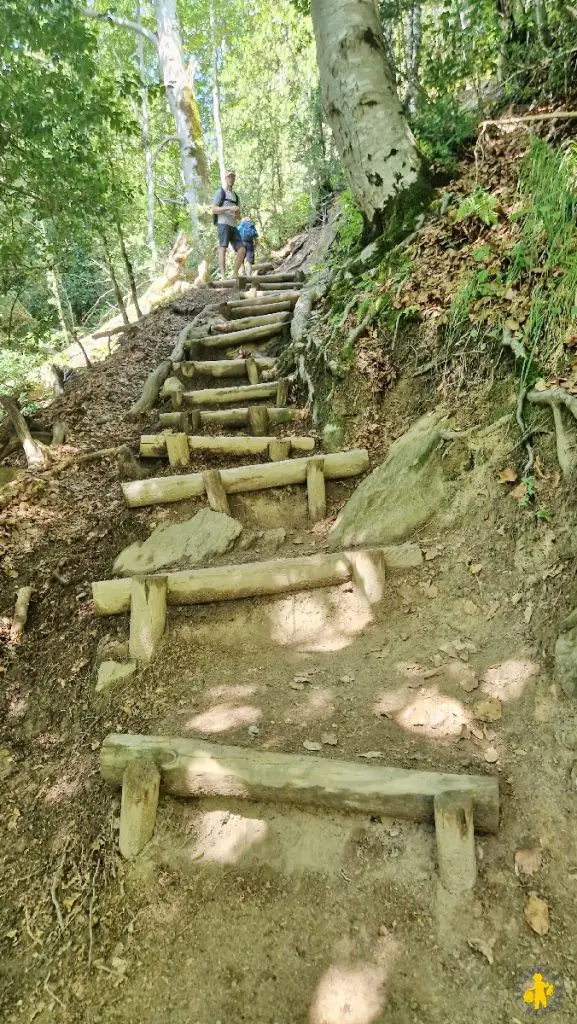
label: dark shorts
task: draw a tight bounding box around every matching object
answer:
[217,224,245,252]
[244,242,255,264]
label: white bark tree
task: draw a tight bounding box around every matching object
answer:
[85,2,208,239]
[310,0,423,234]
[135,0,157,265]
[209,0,227,185]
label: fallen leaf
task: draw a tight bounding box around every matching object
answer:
[498,467,518,484]
[515,849,543,877]
[524,894,549,935]
[524,602,534,624]
[469,723,485,741]
[510,483,526,499]
[474,698,502,722]
[321,731,338,746]
[486,600,501,619]
[463,599,478,616]
[467,936,495,965]
[484,746,499,763]
[358,751,382,759]
[303,740,322,751]
[469,563,483,575]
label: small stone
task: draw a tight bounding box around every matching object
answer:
[96,661,137,693]
[473,698,502,723]
[303,740,322,752]
[260,528,286,553]
[321,731,338,746]
[463,600,478,616]
[484,746,499,763]
[339,674,355,684]
[247,724,260,738]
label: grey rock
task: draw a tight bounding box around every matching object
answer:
[328,410,450,549]
[260,527,286,553]
[113,508,242,576]
[96,660,137,693]
[322,423,344,453]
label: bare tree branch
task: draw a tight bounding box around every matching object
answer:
[151,135,180,165]
[83,9,158,50]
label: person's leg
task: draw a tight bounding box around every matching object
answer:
[217,225,230,279]
[245,243,254,277]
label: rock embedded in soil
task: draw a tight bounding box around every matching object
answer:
[112,508,242,576]
[555,608,577,700]
[96,660,137,693]
[327,410,450,548]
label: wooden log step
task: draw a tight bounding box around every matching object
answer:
[182,380,286,408]
[250,271,305,284]
[229,292,300,308]
[253,282,304,292]
[252,261,276,273]
[100,734,500,833]
[210,311,291,334]
[121,449,369,508]
[93,545,386,615]
[140,434,315,459]
[228,300,295,319]
[158,407,299,431]
[174,357,276,381]
[185,323,283,351]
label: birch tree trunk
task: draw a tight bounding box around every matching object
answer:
[136,0,157,265]
[153,0,209,239]
[209,0,227,185]
[310,0,423,235]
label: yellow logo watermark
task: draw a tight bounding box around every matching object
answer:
[515,971,562,1014]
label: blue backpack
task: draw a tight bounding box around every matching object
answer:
[238,219,258,243]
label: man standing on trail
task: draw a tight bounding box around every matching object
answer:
[211,170,246,282]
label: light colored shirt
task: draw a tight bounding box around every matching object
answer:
[212,188,238,227]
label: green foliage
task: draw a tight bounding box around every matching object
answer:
[455,189,499,227]
[410,98,477,171]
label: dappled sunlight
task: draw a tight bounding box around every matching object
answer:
[267,589,374,653]
[309,935,401,1024]
[283,686,335,726]
[205,684,258,701]
[184,753,249,798]
[188,809,268,864]
[374,685,471,739]
[44,776,83,805]
[481,659,538,701]
[185,703,262,734]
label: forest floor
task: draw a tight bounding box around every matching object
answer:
[3,136,577,1024]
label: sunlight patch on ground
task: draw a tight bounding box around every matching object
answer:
[309,936,401,1024]
[374,685,471,739]
[44,774,83,805]
[481,658,537,701]
[188,810,268,864]
[185,703,262,734]
[204,684,258,701]
[267,589,374,652]
[283,686,336,726]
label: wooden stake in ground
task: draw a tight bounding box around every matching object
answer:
[248,405,270,437]
[10,586,32,643]
[101,734,500,833]
[119,758,161,860]
[202,469,231,515]
[434,791,477,893]
[129,576,167,664]
[306,457,326,522]
[268,439,291,462]
[165,433,190,469]
[0,396,49,470]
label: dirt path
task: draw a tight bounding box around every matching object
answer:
[2,280,577,1023]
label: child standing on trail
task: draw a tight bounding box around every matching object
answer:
[211,169,246,281]
[238,216,259,276]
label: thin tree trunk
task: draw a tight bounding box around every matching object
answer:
[99,232,130,326]
[136,0,157,265]
[532,0,552,44]
[41,224,92,368]
[209,0,227,184]
[311,0,423,236]
[403,0,422,109]
[116,220,143,319]
[153,0,209,240]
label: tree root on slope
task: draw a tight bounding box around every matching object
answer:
[526,387,577,478]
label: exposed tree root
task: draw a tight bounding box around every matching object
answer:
[527,386,577,478]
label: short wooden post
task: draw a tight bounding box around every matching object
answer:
[245,357,260,385]
[165,433,190,469]
[119,758,161,860]
[276,379,289,407]
[129,576,167,665]
[268,439,291,462]
[306,457,326,522]
[434,791,477,893]
[202,469,231,515]
[190,410,201,432]
[248,405,269,437]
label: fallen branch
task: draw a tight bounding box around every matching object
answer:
[10,586,32,644]
[125,359,172,421]
[50,840,69,932]
[47,445,125,477]
[479,111,577,132]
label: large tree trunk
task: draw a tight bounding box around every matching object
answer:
[209,0,227,184]
[311,0,423,235]
[136,0,157,266]
[153,0,209,239]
